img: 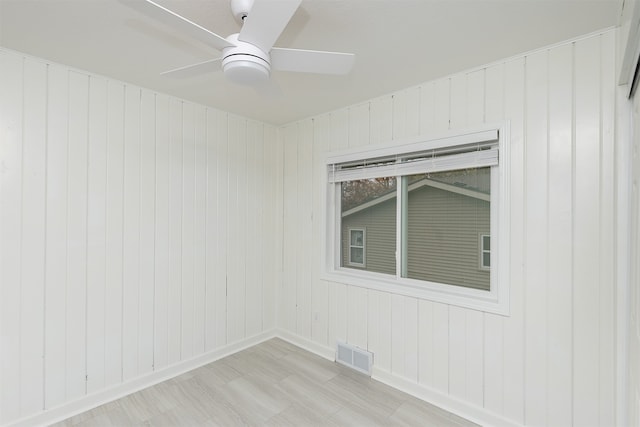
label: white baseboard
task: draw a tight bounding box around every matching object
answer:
[6,330,277,427]
[372,367,520,427]
[275,329,335,361]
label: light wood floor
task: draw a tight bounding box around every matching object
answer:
[54,338,478,426]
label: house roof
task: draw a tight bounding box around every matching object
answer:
[342,176,489,218]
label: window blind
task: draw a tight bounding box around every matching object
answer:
[328,141,498,183]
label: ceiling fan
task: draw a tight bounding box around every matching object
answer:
[124,0,356,86]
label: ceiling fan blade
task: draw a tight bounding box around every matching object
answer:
[121,0,235,51]
[238,0,301,53]
[271,48,355,75]
[160,58,223,78]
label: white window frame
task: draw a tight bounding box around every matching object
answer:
[347,228,366,267]
[322,123,510,315]
[479,233,491,271]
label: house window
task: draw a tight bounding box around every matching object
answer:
[325,125,510,314]
[348,229,366,267]
[479,234,490,270]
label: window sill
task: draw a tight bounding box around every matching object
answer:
[320,268,510,316]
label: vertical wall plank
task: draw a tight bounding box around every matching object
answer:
[245,120,264,337]
[369,96,392,146]
[20,58,47,416]
[523,49,549,426]
[419,82,435,135]
[483,62,505,416]
[122,85,141,381]
[367,290,380,358]
[226,115,246,344]
[281,123,298,332]
[391,294,405,377]
[214,111,228,348]
[204,108,219,350]
[502,57,526,424]
[328,283,348,344]
[104,80,124,388]
[235,116,248,341]
[262,124,280,332]
[449,74,467,130]
[348,103,370,148]
[392,88,420,140]
[434,78,451,131]
[181,102,195,357]
[573,35,602,426]
[403,297,419,382]
[448,305,467,400]
[329,108,349,151]
[418,300,434,387]
[375,291,393,372]
[466,69,486,126]
[154,94,170,369]
[86,75,108,393]
[347,286,368,350]
[44,63,69,409]
[598,31,616,426]
[311,114,330,347]
[546,42,573,426]
[296,119,313,339]
[167,99,183,364]
[193,105,207,353]
[432,302,449,393]
[483,313,503,414]
[466,310,484,406]
[138,90,155,375]
[66,70,89,400]
[0,51,23,424]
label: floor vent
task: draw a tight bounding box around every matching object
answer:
[335,342,373,376]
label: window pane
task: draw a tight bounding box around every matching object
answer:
[341,177,396,274]
[404,167,490,290]
[483,252,491,268]
[483,235,490,251]
[350,229,363,247]
[350,247,364,264]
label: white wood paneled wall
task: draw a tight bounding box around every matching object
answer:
[280,30,616,426]
[628,81,640,427]
[0,48,282,425]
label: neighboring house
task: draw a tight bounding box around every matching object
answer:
[341,175,490,291]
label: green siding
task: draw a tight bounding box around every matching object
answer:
[341,197,396,275]
[407,186,490,290]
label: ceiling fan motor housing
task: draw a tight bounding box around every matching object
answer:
[222,33,270,85]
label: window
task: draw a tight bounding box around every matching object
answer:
[347,229,366,267]
[324,125,510,314]
[479,234,490,270]
[342,178,396,274]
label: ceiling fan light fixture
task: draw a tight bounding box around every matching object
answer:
[223,57,270,85]
[222,33,271,86]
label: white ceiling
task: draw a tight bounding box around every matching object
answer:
[0,0,623,125]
